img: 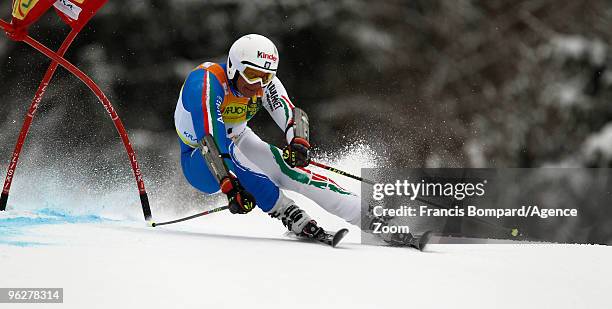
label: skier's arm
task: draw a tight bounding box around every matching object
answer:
[263,77,298,145]
[263,77,310,167]
[175,67,255,214]
[175,67,226,149]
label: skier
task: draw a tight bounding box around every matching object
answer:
[174,34,426,248]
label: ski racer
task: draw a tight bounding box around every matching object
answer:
[174,34,424,247]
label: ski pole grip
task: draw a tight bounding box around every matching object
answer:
[292,108,310,143]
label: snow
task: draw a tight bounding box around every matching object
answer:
[2,211,610,309]
[1,145,611,308]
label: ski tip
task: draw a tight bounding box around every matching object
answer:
[332,228,349,248]
[417,231,433,251]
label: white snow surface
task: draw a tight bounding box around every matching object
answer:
[1,143,611,308]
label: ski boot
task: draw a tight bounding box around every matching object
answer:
[269,202,348,247]
[269,203,319,236]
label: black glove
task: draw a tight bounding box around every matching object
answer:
[283,137,311,168]
[220,176,256,214]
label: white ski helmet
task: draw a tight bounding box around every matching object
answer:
[227,34,279,85]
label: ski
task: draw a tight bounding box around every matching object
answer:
[410,231,433,251]
[286,228,349,248]
[316,228,349,247]
[383,230,433,251]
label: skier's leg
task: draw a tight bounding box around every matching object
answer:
[179,140,220,194]
[180,134,280,213]
[231,127,361,226]
[234,163,325,237]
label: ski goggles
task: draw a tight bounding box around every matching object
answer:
[239,66,275,87]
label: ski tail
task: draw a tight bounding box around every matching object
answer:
[412,231,433,251]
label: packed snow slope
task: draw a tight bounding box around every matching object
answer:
[1,144,610,308]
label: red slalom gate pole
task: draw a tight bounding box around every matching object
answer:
[0,28,79,211]
[0,19,152,220]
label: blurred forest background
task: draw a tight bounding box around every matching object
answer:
[0,1,611,241]
[1,0,612,167]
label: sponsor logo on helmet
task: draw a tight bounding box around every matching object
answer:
[257,51,277,62]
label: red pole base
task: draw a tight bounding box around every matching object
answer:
[0,192,8,211]
[140,193,152,221]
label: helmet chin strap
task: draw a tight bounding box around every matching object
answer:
[229,74,239,89]
[229,74,245,97]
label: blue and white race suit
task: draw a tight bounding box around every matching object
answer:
[174,62,360,225]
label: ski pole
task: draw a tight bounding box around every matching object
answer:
[310,160,454,214]
[309,161,376,185]
[309,160,521,237]
[150,206,229,227]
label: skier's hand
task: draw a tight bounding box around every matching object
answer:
[283,137,310,168]
[220,176,256,214]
